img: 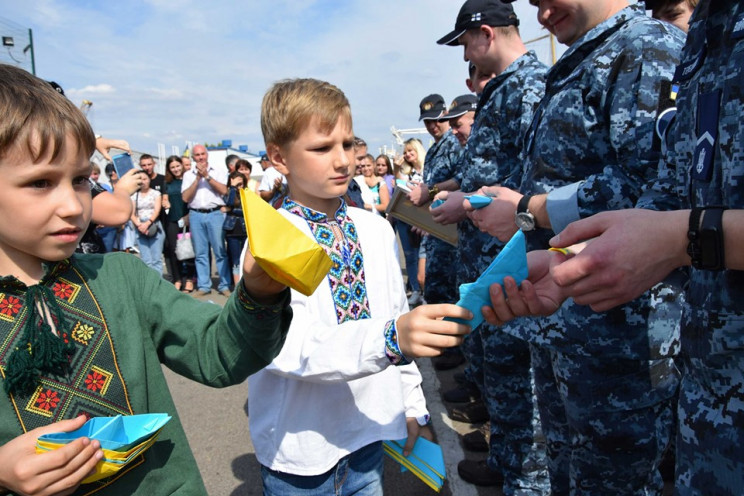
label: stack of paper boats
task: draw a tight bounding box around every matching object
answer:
[36,413,171,483]
[383,437,446,492]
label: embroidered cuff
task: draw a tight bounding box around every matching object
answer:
[236,281,290,320]
[384,319,411,366]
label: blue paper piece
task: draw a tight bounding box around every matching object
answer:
[465,194,492,209]
[430,198,445,209]
[383,437,446,491]
[446,230,528,330]
[38,414,171,451]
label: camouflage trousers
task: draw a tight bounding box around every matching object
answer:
[676,307,744,495]
[422,235,459,304]
[475,324,551,495]
[531,345,679,495]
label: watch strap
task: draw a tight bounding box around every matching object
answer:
[517,194,532,214]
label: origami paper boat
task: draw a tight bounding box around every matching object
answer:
[240,188,333,296]
[465,194,492,209]
[37,413,171,451]
[446,230,528,330]
[36,414,171,483]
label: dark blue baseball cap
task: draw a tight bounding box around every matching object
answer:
[440,94,479,120]
[419,94,447,121]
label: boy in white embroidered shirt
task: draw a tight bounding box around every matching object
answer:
[247,78,472,494]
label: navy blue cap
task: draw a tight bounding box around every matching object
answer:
[440,94,478,120]
[419,94,447,121]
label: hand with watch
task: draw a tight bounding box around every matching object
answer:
[464,185,523,242]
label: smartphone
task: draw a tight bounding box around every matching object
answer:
[112,153,135,178]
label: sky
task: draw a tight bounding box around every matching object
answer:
[0,0,569,158]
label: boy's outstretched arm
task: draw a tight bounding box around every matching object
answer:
[0,416,103,496]
[395,304,471,358]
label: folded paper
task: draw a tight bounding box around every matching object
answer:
[383,437,446,492]
[446,230,528,330]
[240,189,333,296]
[36,414,171,483]
[465,194,492,209]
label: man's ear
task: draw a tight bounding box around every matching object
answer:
[465,77,475,93]
[266,143,289,176]
[480,24,495,43]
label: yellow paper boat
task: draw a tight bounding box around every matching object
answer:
[240,188,333,296]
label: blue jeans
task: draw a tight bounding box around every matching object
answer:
[261,441,383,496]
[96,227,117,253]
[137,223,165,275]
[190,210,231,292]
[226,235,247,276]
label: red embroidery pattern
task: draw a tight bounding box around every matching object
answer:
[35,389,60,412]
[85,370,106,393]
[0,295,21,318]
[52,282,75,301]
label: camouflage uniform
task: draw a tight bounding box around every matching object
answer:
[512,4,686,494]
[422,129,462,304]
[637,1,744,493]
[458,51,550,495]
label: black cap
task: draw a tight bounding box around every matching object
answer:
[441,94,478,120]
[419,94,447,121]
[48,81,65,96]
[437,0,519,46]
[643,0,665,10]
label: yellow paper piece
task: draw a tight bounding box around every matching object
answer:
[240,189,333,296]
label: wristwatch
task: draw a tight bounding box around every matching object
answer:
[515,195,536,231]
[428,184,440,201]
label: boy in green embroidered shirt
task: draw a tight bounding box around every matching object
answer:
[0,64,292,495]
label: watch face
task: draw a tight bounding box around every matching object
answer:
[515,212,536,231]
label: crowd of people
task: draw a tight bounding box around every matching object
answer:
[0,0,741,494]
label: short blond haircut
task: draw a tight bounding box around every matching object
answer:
[261,78,352,147]
[0,64,95,162]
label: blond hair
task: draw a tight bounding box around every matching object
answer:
[261,78,352,147]
[0,64,95,162]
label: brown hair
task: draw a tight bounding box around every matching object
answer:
[235,158,253,173]
[261,78,352,147]
[0,64,95,162]
[164,155,183,183]
[375,154,393,175]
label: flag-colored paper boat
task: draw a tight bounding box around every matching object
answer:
[35,414,171,483]
[37,413,171,451]
[240,188,333,296]
[383,437,446,492]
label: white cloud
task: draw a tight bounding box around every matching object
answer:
[67,83,116,95]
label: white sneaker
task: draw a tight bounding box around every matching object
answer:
[408,290,423,307]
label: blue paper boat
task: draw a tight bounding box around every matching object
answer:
[465,194,492,209]
[38,414,171,452]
